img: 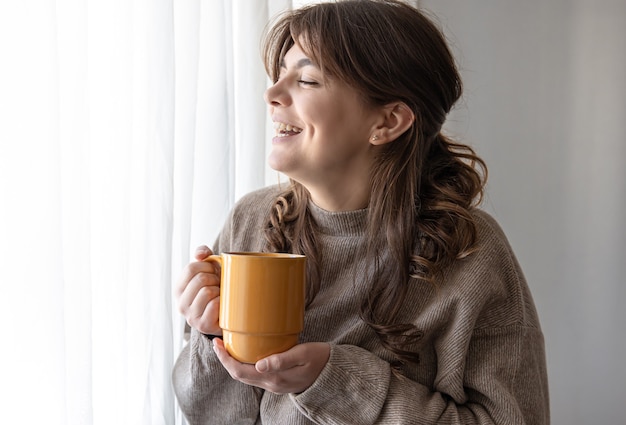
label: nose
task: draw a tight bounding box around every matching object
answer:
[264,79,290,107]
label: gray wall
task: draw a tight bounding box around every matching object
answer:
[420,1,626,423]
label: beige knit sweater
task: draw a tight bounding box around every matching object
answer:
[172,185,550,424]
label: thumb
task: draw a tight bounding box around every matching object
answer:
[255,349,301,373]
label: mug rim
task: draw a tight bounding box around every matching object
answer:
[221,251,305,259]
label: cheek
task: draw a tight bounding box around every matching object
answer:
[300,89,373,142]
[306,104,351,136]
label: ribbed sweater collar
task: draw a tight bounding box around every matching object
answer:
[307,201,368,237]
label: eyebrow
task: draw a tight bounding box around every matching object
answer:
[279,57,317,69]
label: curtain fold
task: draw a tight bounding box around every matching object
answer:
[0,0,284,423]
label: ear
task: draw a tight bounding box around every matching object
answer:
[369,102,415,146]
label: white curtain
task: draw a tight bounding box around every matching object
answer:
[421,1,626,424]
[0,0,288,423]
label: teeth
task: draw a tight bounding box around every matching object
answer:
[273,122,303,134]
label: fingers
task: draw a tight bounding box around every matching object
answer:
[213,338,258,381]
[176,263,219,309]
[177,268,221,334]
[213,341,331,394]
[174,260,217,304]
[256,343,329,373]
[174,245,222,335]
[194,245,213,261]
[256,350,302,373]
[187,285,220,321]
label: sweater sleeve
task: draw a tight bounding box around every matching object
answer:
[291,326,547,424]
[172,329,263,425]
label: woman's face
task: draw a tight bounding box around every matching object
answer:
[264,43,381,202]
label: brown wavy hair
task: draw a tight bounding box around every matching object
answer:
[262,0,487,366]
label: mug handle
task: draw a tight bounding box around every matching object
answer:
[200,254,223,337]
[202,254,224,274]
[203,254,222,270]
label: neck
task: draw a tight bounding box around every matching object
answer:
[304,182,370,212]
[286,156,374,212]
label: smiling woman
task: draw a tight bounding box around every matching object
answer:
[172,1,549,424]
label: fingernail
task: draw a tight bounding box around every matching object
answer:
[256,359,268,372]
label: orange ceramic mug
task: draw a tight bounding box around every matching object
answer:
[205,252,306,364]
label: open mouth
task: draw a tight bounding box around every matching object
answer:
[274,122,303,138]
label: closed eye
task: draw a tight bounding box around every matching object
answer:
[298,80,319,86]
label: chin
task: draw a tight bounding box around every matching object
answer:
[267,156,291,175]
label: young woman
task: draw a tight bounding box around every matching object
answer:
[173,1,550,423]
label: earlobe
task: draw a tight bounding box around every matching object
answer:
[369,102,415,145]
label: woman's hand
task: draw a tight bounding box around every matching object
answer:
[213,339,330,394]
[174,245,222,336]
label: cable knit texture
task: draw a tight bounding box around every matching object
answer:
[172,185,550,424]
